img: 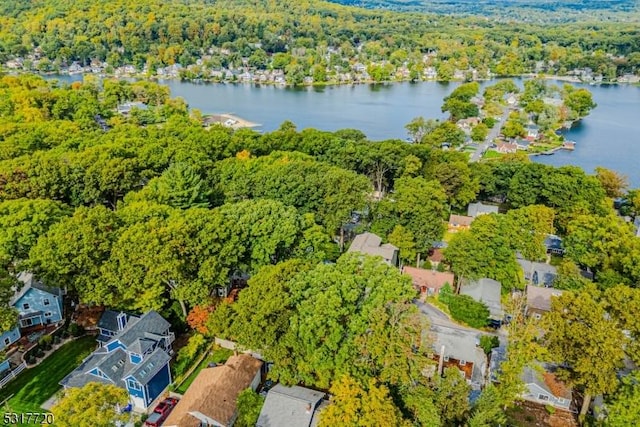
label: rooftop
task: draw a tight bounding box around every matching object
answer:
[402,267,454,292]
[467,202,499,218]
[256,384,327,427]
[526,286,564,313]
[347,232,398,263]
[163,354,263,427]
[448,214,473,227]
[459,278,503,320]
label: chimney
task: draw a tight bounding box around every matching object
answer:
[438,345,445,376]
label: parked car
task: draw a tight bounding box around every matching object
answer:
[144,397,179,427]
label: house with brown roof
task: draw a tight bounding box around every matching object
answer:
[163,354,263,427]
[525,286,564,319]
[448,214,473,232]
[427,249,445,268]
[402,267,454,296]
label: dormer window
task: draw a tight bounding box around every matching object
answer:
[117,313,127,331]
[22,303,30,310]
[43,298,50,306]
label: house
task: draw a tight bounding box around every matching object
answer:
[459,278,503,322]
[515,139,531,150]
[256,384,329,427]
[60,311,174,410]
[427,248,445,268]
[517,259,557,287]
[525,286,564,319]
[495,142,517,154]
[12,272,64,329]
[428,325,487,388]
[456,117,481,132]
[505,94,518,106]
[521,365,572,411]
[467,202,499,218]
[402,267,454,296]
[0,326,20,352]
[544,234,564,256]
[448,214,473,232]
[97,310,137,346]
[526,125,540,140]
[116,101,148,116]
[163,354,262,427]
[347,232,398,266]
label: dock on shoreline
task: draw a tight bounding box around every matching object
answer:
[202,113,261,130]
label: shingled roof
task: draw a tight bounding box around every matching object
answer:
[163,354,263,427]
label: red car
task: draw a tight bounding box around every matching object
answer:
[144,397,179,427]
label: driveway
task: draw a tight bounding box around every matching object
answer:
[469,107,511,162]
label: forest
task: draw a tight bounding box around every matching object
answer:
[0,74,639,424]
[1,0,639,83]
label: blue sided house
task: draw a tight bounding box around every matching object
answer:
[12,272,64,329]
[60,311,174,410]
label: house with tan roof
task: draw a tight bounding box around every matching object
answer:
[347,232,398,266]
[448,214,473,232]
[402,266,454,296]
[163,354,262,427]
[525,286,565,319]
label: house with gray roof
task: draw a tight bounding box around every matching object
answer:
[467,202,499,218]
[521,364,572,411]
[459,278,503,321]
[526,286,565,319]
[347,232,398,266]
[257,384,329,427]
[60,310,174,410]
[517,259,557,287]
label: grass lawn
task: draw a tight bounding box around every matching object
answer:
[0,335,96,416]
[175,347,233,395]
[482,149,503,159]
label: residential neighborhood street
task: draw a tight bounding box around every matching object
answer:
[469,107,512,162]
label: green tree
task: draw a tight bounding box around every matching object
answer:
[29,206,122,303]
[470,123,489,142]
[387,225,417,266]
[128,162,211,209]
[595,166,628,199]
[236,389,265,427]
[604,372,640,426]
[0,199,71,269]
[445,294,489,328]
[564,87,596,118]
[433,367,472,425]
[543,285,626,417]
[372,176,447,253]
[319,376,404,427]
[51,382,129,427]
[405,116,438,143]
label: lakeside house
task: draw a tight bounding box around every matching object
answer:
[256,384,329,427]
[402,267,454,296]
[496,142,518,154]
[347,232,398,266]
[544,235,564,256]
[164,354,262,427]
[60,311,174,411]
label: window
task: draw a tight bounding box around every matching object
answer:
[127,379,141,391]
[534,313,542,320]
[459,360,467,366]
[22,303,30,310]
[44,312,52,317]
[443,356,449,362]
[43,298,50,306]
[557,398,565,404]
[538,394,549,401]
[4,338,10,346]
[22,318,33,327]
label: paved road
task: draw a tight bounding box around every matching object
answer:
[469,107,512,162]
[414,299,505,340]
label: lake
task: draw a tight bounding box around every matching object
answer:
[48,75,640,187]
